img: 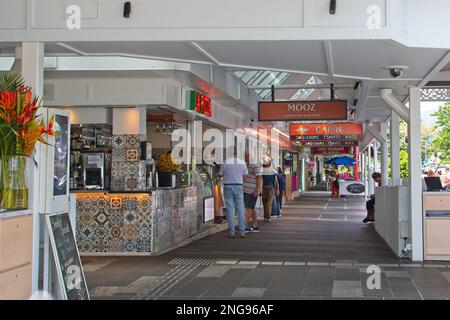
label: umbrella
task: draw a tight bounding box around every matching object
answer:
[326,156,356,165]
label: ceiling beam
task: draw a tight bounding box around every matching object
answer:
[186,42,221,65]
[418,51,450,88]
[323,41,335,81]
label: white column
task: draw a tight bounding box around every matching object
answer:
[380,121,389,186]
[21,42,45,294]
[390,113,401,186]
[368,144,374,195]
[373,141,379,173]
[408,87,423,261]
[364,150,369,197]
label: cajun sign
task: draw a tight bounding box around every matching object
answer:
[290,123,362,142]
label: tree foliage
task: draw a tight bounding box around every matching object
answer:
[430,102,450,163]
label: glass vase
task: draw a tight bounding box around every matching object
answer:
[1,156,28,210]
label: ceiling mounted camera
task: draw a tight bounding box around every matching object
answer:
[384,66,409,78]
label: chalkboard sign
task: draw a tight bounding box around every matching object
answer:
[46,212,90,300]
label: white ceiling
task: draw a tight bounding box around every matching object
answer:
[1,39,449,122]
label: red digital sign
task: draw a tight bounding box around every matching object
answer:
[190,91,212,117]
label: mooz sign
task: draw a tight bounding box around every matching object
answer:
[258,100,347,121]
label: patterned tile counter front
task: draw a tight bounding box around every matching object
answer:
[151,186,198,253]
[76,192,152,254]
[74,186,198,255]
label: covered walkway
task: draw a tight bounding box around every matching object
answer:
[168,193,398,263]
[82,195,450,300]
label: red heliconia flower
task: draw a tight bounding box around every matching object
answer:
[40,116,56,136]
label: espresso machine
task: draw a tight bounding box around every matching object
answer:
[83,153,105,189]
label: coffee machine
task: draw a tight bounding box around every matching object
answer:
[83,153,105,189]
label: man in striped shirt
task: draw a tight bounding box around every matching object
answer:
[243,152,262,232]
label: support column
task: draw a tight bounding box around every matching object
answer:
[368,144,374,195]
[21,42,45,294]
[373,141,379,173]
[364,150,368,197]
[354,146,359,181]
[408,87,423,261]
[390,113,401,186]
[380,121,389,186]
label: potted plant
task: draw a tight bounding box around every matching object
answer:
[156,151,180,188]
[0,73,55,210]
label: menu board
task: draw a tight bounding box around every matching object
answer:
[53,114,69,196]
[46,213,90,300]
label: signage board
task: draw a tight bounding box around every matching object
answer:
[296,140,358,147]
[46,212,90,300]
[189,90,212,117]
[258,100,347,121]
[204,197,214,223]
[311,146,351,155]
[339,181,365,196]
[290,123,362,141]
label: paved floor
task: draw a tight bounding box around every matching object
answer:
[82,193,450,300]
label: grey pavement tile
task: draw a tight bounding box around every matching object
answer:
[261,261,283,266]
[196,265,232,278]
[173,277,218,296]
[332,281,363,298]
[307,262,330,266]
[384,271,410,278]
[215,260,238,265]
[240,278,273,288]
[284,262,306,266]
[383,297,423,300]
[156,296,198,300]
[238,261,260,265]
[231,287,266,298]
[423,264,447,268]
[334,268,361,281]
[90,286,120,297]
[232,264,258,269]
[334,263,354,267]
[417,289,450,299]
[442,272,450,283]
[400,264,423,268]
[379,264,400,267]
[387,278,422,299]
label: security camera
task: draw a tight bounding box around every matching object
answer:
[384,66,409,78]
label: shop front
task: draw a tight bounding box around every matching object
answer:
[43,71,254,256]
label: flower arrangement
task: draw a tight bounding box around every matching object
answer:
[0,73,56,209]
[156,151,180,173]
[0,73,55,158]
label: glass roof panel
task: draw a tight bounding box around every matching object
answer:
[233,70,293,100]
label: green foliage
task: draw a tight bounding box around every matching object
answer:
[0,73,24,91]
[400,150,408,178]
[430,102,450,163]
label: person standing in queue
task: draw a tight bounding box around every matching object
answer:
[243,152,262,232]
[276,167,286,215]
[219,147,248,238]
[261,156,278,222]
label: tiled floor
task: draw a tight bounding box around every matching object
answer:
[82,193,450,300]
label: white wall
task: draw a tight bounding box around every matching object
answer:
[1,0,449,48]
[112,107,146,135]
[62,106,112,124]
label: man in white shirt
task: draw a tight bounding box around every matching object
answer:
[219,148,248,238]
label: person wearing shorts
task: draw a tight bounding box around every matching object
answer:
[243,152,262,232]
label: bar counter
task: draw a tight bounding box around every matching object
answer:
[72,186,197,255]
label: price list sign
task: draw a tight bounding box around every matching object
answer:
[46,212,90,300]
